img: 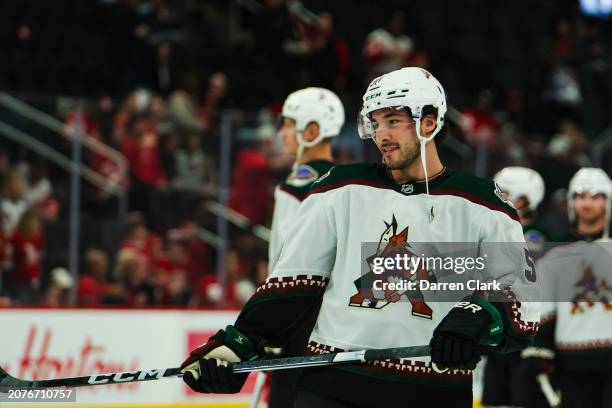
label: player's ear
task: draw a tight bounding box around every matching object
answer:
[302,121,320,142]
[420,114,437,137]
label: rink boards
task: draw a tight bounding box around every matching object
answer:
[0,308,256,407]
[0,308,484,407]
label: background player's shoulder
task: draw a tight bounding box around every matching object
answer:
[436,170,520,222]
[308,163,385,195]
[280,160,336,201]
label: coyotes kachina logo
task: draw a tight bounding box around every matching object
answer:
[571,264,612,314]
[349,216,436,319]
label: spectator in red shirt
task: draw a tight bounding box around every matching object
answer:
[78,249,115,306]
[120,212,163,269]
[90,151,127,198]
[228,127,274,225]
[122,114,167,188]
[10,209,44,303]
[154,234,193,305]
[122,114,168,220]
[460,89,499,147]
[177,220,212,281]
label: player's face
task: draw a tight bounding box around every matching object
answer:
[574,192,606,223]
[278,117,298,156]
[371,109,420,170]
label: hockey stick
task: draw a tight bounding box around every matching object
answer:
[204,201,271,242]
[0,345,430,389]
[249,372,267,408]
[246,344,432,406]
[233,344,431,373]
[536,373,561,408]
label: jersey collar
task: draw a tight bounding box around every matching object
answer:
[377,165,453,196]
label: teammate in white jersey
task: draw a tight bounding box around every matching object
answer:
[520,167,612,408]
[558,167,611,242]
[494,166,548,253]
[179,68,540,407]
[269,87,344,272]
[482,166,547,407]
[268,87,344,407]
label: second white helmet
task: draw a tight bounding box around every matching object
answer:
[281,87,345,147]
[567,167,612,224]
[493,167,545,211]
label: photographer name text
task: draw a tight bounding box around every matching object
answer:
[372,279,501,291]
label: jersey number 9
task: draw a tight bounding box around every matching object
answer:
[524,248,536,282]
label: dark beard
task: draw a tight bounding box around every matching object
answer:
[385,146,421,170]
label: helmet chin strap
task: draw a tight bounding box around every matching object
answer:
[604,200,610,239]
[294,131,324,169]
[415,117,437,223]
[293,142,304,170]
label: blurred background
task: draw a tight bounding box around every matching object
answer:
[3,0,612,310]
[0,0,610,405]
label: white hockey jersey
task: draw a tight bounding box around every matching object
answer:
[535,240,612,371]
[268,160,335,272]
[236,164,540,401]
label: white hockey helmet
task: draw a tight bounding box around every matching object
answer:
[358,67,447,143]
[568,167,612,217]
[281,87,345,148]
[493,167,545,211]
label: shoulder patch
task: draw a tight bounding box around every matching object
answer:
[280,161,335,201]
[287,165,320,187]
[524,229,546,245]
[433,171,520,222]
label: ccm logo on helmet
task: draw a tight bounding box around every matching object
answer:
[365,92,381,101]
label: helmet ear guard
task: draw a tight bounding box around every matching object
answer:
[296,121,325,148]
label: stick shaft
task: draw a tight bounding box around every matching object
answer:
[0,345,430,389]
[249,372,267,408]
[232,345,431,373]
[536,373,561,407]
